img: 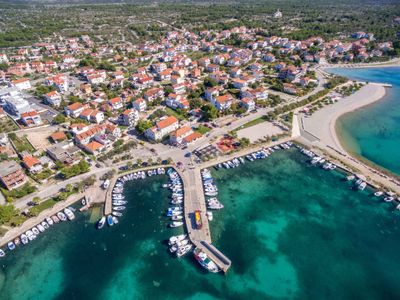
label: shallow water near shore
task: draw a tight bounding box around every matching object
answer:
[1,149,400,299]
[328,67,400,175]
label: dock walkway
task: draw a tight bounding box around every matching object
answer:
[180,168,232,273]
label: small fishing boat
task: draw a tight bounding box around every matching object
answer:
[14,237,21,246]
[0,249,5,257]
[107,215,114,226]
[57,212,67,221]
[384,196,394,202]
[7,241,15,251]
[206,211,213,221]
[46,217,54,226]
[112,216,119,224]
[374,191,384,197]
[171,215,183,221]
[97,216,106,229]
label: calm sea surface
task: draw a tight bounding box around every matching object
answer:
[328,67,400,175]
[1,149,400,299]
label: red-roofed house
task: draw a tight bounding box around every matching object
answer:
[145,116,179,141]
[20,110,42,126]
[169,126,193,145]
[108,97,123,110]
[212,94,233,111]
[22,155,43,173]
[132,98,147,112]
[65,102,85,118]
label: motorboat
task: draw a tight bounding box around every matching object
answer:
[193,248,220,273]
[113,206,126,211]
[107,215,114,226]
[206,211,213,221]
[169,221,184,228]
[176,244,193,257]
[374,191,384,197]
[20,234,28,245]
[57,212,67,221]
[46,217,54,226]
[32,227,40,235]
[171,215,183,221]
[169,234,187,245]
[42,221,49,229]
[384,196,394,202]
[112,216,119,224]
[347,175,355,181]
[97,216,106,229]
[26,230,35,241]
[112,200,127,205]
[358,182,367,191]
[0,249,5,257]
[64,208,75,221]
[52,215,60,223]
[37,224,45,233]
[7,241,15,251]
[112,211,123,217]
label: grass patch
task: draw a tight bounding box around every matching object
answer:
[165,107,187,121]
[0,117,18,133]
[8,133,35,153]
[195,125,211,135]
[234,115,269,131]
[29,198,58,216]
[1,182,37,202]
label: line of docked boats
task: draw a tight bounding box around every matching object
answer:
[299,145,400,207]
[201,169,222,221]
[0,207,76,258]
[300,148,339,171]
[97,168,167,229]
[165,168,184,228]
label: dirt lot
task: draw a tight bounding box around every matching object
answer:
[237,121,283,143]
[16,125,61,151]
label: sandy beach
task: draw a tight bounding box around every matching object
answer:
[302,83,386,152]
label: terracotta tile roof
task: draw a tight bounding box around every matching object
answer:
[50,131,66,141]
[23,155,40,168]
[171,126,192,138]
[157,116,178,130]
[20,111,38,118]
[183,132,202,143]
[67,102,83,111]
[85,141,103,152]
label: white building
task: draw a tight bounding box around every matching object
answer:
[145,116,179,141]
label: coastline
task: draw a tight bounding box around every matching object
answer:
[299,82,400,192]
[302,83,386,153]
[319,57,400,70]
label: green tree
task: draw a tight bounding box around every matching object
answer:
[0,204,19,225]
[52,114,66,125]
[204,77,218,87]
[201,104,218,121]
[135,119,153,134]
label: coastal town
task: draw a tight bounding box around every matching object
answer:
[0,6,400,278]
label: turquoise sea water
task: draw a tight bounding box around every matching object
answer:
[328,67,400,175]
[1,149,400,299]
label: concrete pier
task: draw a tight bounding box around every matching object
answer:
[180,168,232,273]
